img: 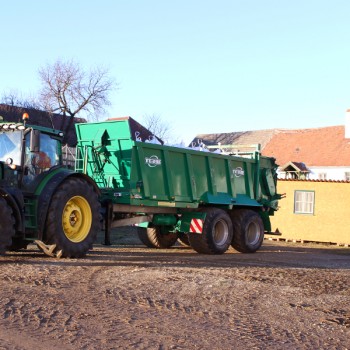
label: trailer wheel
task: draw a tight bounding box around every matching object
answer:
[137,225,178,248]
[230,209,264,253]
[188,208,233,254]
[0,197,15,254]
[177,233,190,247]
[44,178,101,258]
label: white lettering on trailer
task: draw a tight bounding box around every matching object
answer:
[145,155,162,167]
[233,167,245,177]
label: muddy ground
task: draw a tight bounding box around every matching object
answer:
[0,229,349,350]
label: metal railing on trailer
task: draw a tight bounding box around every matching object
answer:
[62,144,76,169]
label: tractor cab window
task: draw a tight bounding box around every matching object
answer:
[0,130,22,165]
[24,133,60,180]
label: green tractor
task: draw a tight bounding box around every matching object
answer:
[0,114,101,257]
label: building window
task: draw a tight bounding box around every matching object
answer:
[318,173,327,180]
[345,172,350,181]
[294,191,315,214]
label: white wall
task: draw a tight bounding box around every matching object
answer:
[308,166,350,181]
[278,166,350,181]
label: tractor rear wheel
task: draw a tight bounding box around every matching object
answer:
[0,197,15,254]
[230,209,264,253]
[137,225,178,248]
[44,178,101,258]
[188,208,233,254]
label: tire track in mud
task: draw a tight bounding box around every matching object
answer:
[0,244,349,349]
[84,252,350,350]
[0,262,78,349]
[85,266,276,350]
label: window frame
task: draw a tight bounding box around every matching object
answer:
[294,190,315,215]
[318,173,327,180]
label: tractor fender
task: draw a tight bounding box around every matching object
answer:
[36,170,101,240]
[0,187,25,234]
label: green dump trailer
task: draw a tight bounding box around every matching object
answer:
[75,117,281,255]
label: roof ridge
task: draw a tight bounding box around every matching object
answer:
[279,178,350,183]
[277,125,343,134]
[195,125,343,137]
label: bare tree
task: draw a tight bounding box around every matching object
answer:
[1,89,40,109]
[142,114,175,144]
[38,59,116,142]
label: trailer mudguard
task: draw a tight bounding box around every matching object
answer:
[179,212,207,233]
[258,209,272,232]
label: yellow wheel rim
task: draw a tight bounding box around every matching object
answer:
[62,196,92,242]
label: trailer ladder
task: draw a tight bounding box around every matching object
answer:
[75,143,108,187]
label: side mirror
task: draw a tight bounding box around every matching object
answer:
[30,129,40,152]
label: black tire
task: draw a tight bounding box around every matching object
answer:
[188,208,233,254]
[9,237,29,251]
[44,178,101,258]
[137,225,178,248]
[178,233,190,247]
[0,197,15,254]
[230,209,264,253]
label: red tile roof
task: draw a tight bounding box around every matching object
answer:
[262,126,350,166]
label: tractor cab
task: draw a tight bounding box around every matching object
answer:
[0,114,63,189]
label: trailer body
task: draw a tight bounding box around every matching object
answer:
[75,117,281,254]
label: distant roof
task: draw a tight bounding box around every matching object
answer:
[262,126,350,166]
[280,161,311,172]
[190,129,277,150]
[194,125,350,167]
[0,104,86,146]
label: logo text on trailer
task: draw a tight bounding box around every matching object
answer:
[233,167,245,177]
[145,155,162,167]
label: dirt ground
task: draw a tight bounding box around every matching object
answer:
[0,229,349,350]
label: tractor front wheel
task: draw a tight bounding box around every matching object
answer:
[44,178,101,258]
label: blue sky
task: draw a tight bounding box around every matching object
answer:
[1,0,350,143]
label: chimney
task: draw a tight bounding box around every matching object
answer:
[346,109,350,139]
